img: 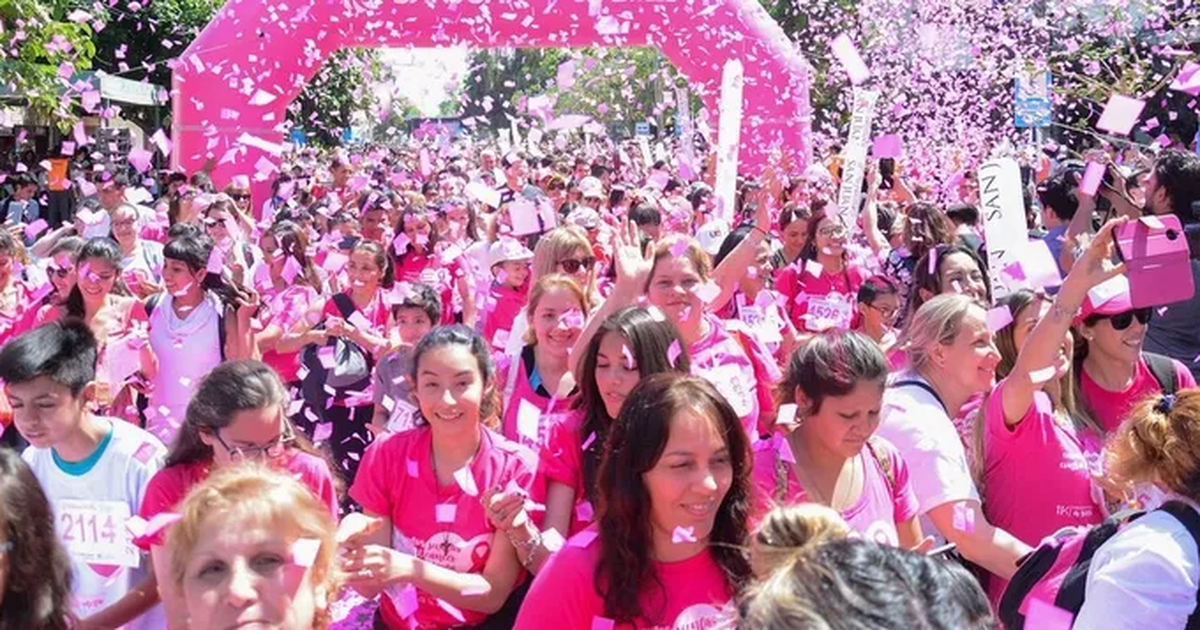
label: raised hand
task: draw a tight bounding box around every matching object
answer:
[612,219,655,299]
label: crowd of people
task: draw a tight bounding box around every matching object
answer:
[0,134,1199,629]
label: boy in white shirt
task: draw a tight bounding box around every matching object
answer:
[0,319,165,629]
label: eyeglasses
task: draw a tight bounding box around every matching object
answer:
[866,303,900,320]
[1099,307,1152,331]
[230,193,250,202]
[210,424,295,461]
[818,225,848,238]
[50,266,75,278]
[558,257,596,274]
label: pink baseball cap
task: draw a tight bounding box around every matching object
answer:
[1075,275,1134,323]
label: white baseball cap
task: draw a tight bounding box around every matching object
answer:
[695,220,731,256]
[489,238,535,267]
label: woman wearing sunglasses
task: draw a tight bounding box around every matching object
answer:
[778,209,868,335]
[138,360,338,629]
[1074,275,1194,434]
[532,226,601,308]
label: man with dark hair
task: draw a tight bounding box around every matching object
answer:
[2,172,40,228]
[0,320,165,628]
[628,202,662,240]
[945,203,984,256]
[1035,168,1082,274]
[1101,150,1200,378]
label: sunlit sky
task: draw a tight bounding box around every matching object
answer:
[379,47,470,116]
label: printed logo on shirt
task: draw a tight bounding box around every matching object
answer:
[132,441,159,465]
[651,601,736,630]
[710,365,754,417]
[398,529,492,573]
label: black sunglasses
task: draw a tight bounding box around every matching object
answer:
[558,257,596,274]
[1098,307,1152,331]
[229,193,250,202]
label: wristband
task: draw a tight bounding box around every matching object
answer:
[750,225,770,239]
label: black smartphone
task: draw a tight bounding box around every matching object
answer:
[879,158,895,190]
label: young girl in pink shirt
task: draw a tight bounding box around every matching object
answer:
[752,331,924,548]
[514,373,753,629]
[339,325,543,629]
[253,220,322,386]
[392,206,475,327]
[973,219,1129,601]
[777,209,867,334]
[497,274,588,450]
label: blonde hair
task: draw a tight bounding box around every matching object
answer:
[532,226,597,303]
[650,234,713,284]
[898,293,980,374]
[522,274,590,345]
[751,503,850,578]
[1107,388,1200,503]
[168,464,340,628]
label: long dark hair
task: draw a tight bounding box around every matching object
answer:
[264,221,320,289]
[351,238,395,290]
[596,373,753,624]
[0,449,73,630]
[798,208,847,264]
[65,237,130,319]
[906,243,992,319]
[572,307,690,507]
[164,360,328,471]
[393,206,439,268]
[410,325,500,429]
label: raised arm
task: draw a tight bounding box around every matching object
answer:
[569,220,654,376]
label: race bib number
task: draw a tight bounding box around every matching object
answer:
[56,499,140,568]
[806,294,853,330]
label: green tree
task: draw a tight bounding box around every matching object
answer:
[0,0,97,130]
[81,0,387,141]
[288,48,388,147]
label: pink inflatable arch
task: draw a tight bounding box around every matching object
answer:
[172,0,813,197]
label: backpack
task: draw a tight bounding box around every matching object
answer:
[145,292,227,361]
[299,293,375,419]
[998,500,1200,630]
[1145,352,1180,396]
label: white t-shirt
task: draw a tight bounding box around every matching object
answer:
[1076,499,1200,629]
[876,374,980,542]
[148,292,224,444]
[23,418,166,629]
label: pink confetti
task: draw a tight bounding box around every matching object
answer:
[952,502,976,533]
[776,403,798,425]
[406,458,419,477]
[454,466,478,496]
[23,219,48,241]
[290,538,321,567]
[581,432,597,451]
[871,134,902,159]
[592,617,616,630]
[559,308,585,329]
[569,530,600,548]
[387,584,419,619]
[437,599,466,622]
[1024,599,1075,629]
[312,422,332,443]
[671,526,697,544]
[985,305,1013,332]
[127,512,181,547]
[1029,366,1057,384]
[206,247,224,274]
[667,339,682,366]
[1079,162,1105,197]
[575,501,595,522]
[436,504,457,523]
[1095,94,1146,136]
[830,34,871,85]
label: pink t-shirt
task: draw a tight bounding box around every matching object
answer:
[1080,356,1195,433]
[259,284,319,383]
[483,282,528,352]
[777,261,865,333]
[540,410,598,536]
[751,437,919,546]
[136,452,339,550]
[498,349,576,450]
[689,315,781,438]
[394,251,462,325]
[982,378,1104,600]
[514,529,737,630]
[350,426,544,629]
